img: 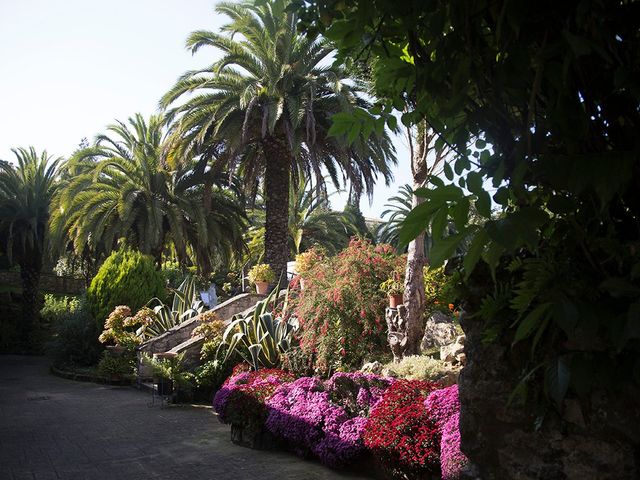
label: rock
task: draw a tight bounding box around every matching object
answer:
[421,312,459,351]
[432,310,455,324]
[360,361,383,375]
[433,366,461,387]
[440,335,466,365]
[458,308,640,480]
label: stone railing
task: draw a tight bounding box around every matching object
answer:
[137,293,265,367]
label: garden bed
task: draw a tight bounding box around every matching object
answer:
[50,364,135,386]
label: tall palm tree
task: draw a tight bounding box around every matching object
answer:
[245,177,357,263]
[0,148,61,341]
[51,114,247,273]
[160,0,396,281]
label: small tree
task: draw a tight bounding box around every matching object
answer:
[87,246,165,326]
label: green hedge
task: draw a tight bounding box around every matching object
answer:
[87,247,165,327]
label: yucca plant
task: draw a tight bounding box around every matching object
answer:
[139,276,205,339]
[220,287,296,370]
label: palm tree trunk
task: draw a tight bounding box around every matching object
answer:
[403,123,430,355]
[403,197,427,355]
[19,262,41,345]
[262,136,291,284]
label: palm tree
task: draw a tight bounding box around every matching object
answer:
[376,185,417,250]
[0,148,61,341]
[51,114,247,273]
[245,177,357,263]
[160,0,396,281]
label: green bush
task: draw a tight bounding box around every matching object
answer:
[87,246,166,327]
[383,355,453,382]
[97,351,134,378]
[47,296,102,366]
[40,294,80,325]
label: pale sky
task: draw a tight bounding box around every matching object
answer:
[0,0,411,218]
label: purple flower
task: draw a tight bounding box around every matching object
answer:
[425,384,468,479]
[265,372,392,467]
[440,412,468,480]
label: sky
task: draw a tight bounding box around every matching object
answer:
[0,0,412,219]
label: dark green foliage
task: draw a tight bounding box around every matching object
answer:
[47,296,102,367]
[0,147,61,344]
[298,1,640,410]
[51,114,247,274]
[161,0,396,279]
[87,246,166,327]
[97,351,134,378]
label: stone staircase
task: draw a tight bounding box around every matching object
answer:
[136,292,265,380]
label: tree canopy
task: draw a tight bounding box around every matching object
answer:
[298,0,640,408]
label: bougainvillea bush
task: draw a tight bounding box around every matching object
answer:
[291,238,404,375]
[425,385,468,480]
[363,379,442,479]
[213,367,294,431]
[265,372,393,467]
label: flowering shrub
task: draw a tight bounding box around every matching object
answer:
[98,305,154,349]
[295,248,323,276]
[292,238,404,374]
[213,369,294,430]
[363,379,441,478]
[425,385,468,480]
[265,372,393,467]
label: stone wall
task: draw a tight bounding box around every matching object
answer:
[0,270,84,294]
[458,310,640,479]
[137,293,265,374]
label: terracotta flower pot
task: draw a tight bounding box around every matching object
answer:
[255,281,269,295]
[389,293,404,308]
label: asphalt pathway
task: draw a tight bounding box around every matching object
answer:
[0,356,371,480]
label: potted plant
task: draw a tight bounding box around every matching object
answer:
[294,249,322,290]
[380,278,404,308]
[248,263,275,295]
[147,352,177,396]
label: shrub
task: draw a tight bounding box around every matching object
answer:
[87,246,166,326]
[213,369,294,431]
[139,276,205,338]
[363,379,441,478]
[424,267,461,317]
[220,289,296,370]
[193,359,233,394]
[425,385,468,480]
[265,372,393,467]
[40,294,80,325]
[292,238,403,375]
[96,351,134,377]
[98,305,149,350]
[192,311,224,345]
[383,355,452,382]
[282,346,315,377]
[47,296,102,366]
[295,248,323,276]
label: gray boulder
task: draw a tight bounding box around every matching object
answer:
[420,311,458,351]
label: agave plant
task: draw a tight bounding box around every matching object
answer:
[220,287,296,371]
[139,276,205,339]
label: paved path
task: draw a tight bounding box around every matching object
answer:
[0,356,371,480]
